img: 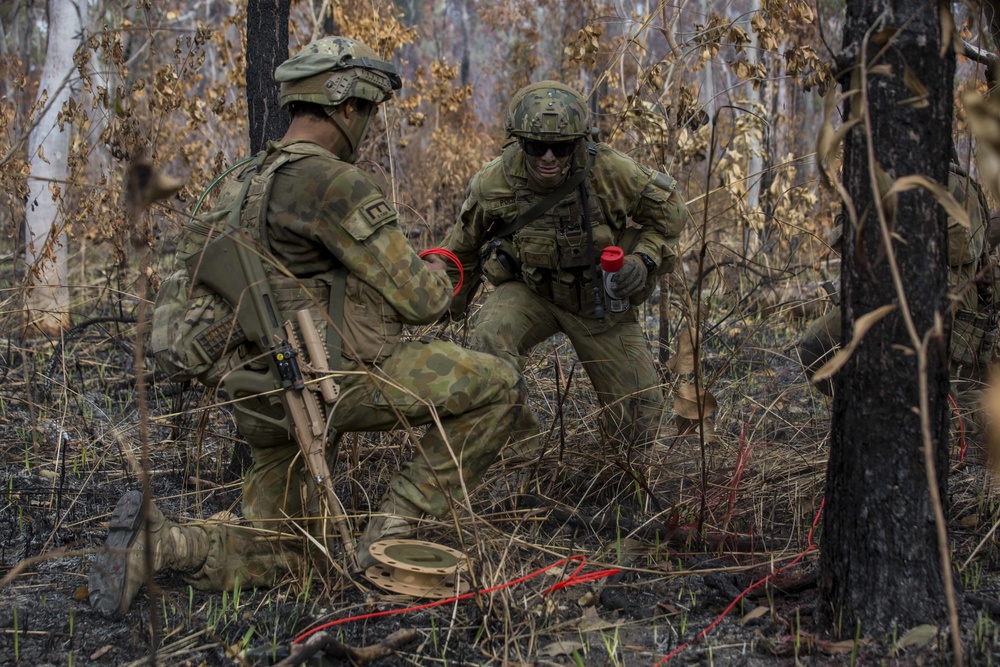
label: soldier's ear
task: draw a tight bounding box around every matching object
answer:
[341,98,374,121]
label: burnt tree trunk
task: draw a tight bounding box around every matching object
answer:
[246,0,290,153]
[820,1,955,634]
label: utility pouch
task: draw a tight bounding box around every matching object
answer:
[517,228,559,270]
[482,238,520,286]
[522,266,553,300]
[578,271,602,317]
[556,227,590,268]
[550,272,581,312]
[952,311,988,368]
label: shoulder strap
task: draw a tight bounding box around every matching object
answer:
[491,142,597,239]
[238,147,348,372]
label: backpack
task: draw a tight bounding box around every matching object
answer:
[151,160,254,387]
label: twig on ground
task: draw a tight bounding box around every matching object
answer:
[272,628,420,667]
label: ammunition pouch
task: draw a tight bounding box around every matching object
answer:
[952,309,996,369]
[556,226,591,268]
[517,227,559,270]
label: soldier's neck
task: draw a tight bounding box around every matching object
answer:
[281,116,351,161]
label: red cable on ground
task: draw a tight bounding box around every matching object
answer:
[293,555,620,645]
[948,393,967,461]
[651,499,826,666]
[419,247,464,296]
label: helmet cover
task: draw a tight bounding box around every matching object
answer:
[504,81,589,141]
[275,36,402,109]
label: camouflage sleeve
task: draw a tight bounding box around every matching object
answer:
[442,177,490,317]
[271,159,452,325]
[337,195,454,324]
[630,168,688,274]
[593,146,687,274]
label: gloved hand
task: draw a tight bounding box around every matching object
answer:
[611,254,648,297]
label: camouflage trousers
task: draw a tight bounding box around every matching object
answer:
[472,281,664,454]
[180,339,536,592]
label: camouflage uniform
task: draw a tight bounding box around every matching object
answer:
[92,38,535,613]
[173,140,535,591]
[799,164,997,408]
[444,82,687,451]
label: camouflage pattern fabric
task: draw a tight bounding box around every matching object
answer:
[798,166,996,438]
[443,140,685,450]
[446,141,687,317]
[474,281,663,450]
[164,140,535,591]
[180,340,536,591]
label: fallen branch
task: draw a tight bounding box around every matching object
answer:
[272,628,420,667]
[966,593,1000,617]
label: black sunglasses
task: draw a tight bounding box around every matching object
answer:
[521,139,577,158]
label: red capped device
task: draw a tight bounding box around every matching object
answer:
[600,246,624,272]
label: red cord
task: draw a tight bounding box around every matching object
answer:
[293,555,619,645]
[651,499,826,666]
[419,247,464,297]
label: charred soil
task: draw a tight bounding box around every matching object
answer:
[2,311,1000,666]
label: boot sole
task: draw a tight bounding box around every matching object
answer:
[89,490,144,617]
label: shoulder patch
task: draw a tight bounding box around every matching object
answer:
[343,194,399,241]
[360,196,396,227]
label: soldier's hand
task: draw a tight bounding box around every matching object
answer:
[611,254,648,297]
[422,255,448,271]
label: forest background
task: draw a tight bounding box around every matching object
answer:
[4,0,1000,666]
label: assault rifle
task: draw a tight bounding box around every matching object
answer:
[186,226,359,570]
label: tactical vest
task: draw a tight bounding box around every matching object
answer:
[508,179,613,317]
[151,144,346,386]
[478,144,645,319]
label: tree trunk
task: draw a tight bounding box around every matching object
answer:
[746,0,764,216]
[821,1,954,635]
[246,0,290,154]
[23,0,87,338]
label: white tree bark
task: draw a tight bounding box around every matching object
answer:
[746,0,764,213]
[745,0,765,257]
[24,0,88,337]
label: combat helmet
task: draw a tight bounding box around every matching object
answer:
[504,81,590,141]
[274,36,402,162]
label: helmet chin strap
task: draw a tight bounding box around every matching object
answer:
[327,105,376,163]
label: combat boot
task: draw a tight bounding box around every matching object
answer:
[89,490,209,617]
[355,495,424,572]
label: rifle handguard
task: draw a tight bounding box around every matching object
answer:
[296,309,340,403]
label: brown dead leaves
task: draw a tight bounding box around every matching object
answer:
[667,325,718,437]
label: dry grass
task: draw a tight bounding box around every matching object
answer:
[2,248,1000,665]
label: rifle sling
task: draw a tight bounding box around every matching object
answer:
[325,270,346,372]
[490,143,596,239]
[241,149,347,375]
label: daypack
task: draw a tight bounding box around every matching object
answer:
[152,145,349,388]
[151,157,256,387]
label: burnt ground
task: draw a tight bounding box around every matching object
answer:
[2,304,1000,667]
